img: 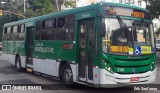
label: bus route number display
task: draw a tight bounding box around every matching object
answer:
[110,46,129,53]
[131,12,144,19]
[102,5,150,19]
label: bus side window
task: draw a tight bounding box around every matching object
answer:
[66,15,75,40]
[4,28,7,34]
[45,20,53,29]
[36,21,41,40]
[57,17,66,40]
[19,24,25,40]
[58,17,65,28]
[40,19,56,40]
[57,29,66,40]
[3,27,7,40]
[6,27,11,40]
[20,24,25,32]
[53,19,57,28]
[66,28,74,40]
[13,26,19,40]
[57,15,75,41]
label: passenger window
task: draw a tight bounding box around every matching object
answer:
[58,17,65,28]
[19,33,24,40]
[56,15,75,40]
[20,24,25,32]
[13,26,18,33]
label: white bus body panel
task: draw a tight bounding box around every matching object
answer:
[99,68,156,87]
[20,56,26,68]
[70,64,77,82]
[33,58,58,77]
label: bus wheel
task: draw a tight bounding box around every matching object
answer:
[62,64,73,85]
[15,56,22,72]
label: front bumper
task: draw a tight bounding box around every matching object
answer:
[99,68,156,87]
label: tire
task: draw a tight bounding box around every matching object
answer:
[15,56,22,72]
[62,64,73,85]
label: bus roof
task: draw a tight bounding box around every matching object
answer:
[4,2,149,27]
[102,2,148,12]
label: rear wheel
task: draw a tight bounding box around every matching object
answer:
[15,56,22,71]
[62,64,73,85]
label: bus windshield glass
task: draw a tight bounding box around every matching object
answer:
[102,18,155,55]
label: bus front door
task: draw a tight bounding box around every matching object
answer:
[78,19,94,83]
[26,27,34,67]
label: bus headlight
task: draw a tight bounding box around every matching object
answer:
[102,59,113,73]
[107,67,111,71]
[105,67,111,71]
[152,62,155,65]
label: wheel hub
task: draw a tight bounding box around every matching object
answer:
[64,69,72,82]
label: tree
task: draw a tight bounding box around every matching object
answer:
[143,0,160,18]
[64,0,76,8]
[0,1,21,42]
[26,0,54,17]
[50,0,76,11]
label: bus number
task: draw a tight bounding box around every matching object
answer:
[82,14,91,18]
[117,68,124,72]
[35,43,43,47]
[131,12,144,18]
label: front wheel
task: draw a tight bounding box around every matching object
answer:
[62,64,73,85]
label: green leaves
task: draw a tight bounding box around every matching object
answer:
[26,0,54,17]
[64,1,76,8]
[144,0,160,18]
[0,0,76,42]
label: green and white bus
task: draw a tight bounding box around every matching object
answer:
[2,2,156,87]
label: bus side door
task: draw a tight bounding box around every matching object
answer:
[78,18,95,83]
[25,26,35,66]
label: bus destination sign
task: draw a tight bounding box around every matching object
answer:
[102,5,151,19]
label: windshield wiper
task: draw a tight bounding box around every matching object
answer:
[116,15,134,47]
[116,15,128,38]
[116,15,126,28]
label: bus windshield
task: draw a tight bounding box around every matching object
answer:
[102,18,155,55]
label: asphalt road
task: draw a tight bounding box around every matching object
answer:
[0,52,160,93]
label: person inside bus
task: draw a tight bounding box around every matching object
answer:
[80,24,86,48]
[111,28,128,46]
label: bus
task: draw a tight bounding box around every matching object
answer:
[2,2,156,87]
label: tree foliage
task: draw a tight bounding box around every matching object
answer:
[0,1,20,41]
[26,0,76,17]
[144,0,160,18]
[64,0,76,8]
[26,0,54,17]
[0,0,76,41]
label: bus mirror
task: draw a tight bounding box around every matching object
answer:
[100,23,106,37]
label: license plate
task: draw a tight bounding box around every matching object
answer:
[130,77,139,82]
